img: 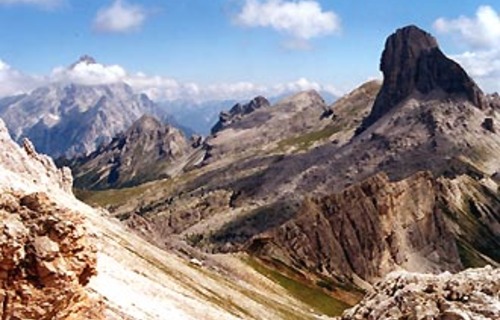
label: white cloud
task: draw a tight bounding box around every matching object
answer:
[434,6,500,93]
[434,5,500,49]
[235,0,340,41]
[0,0,62,8]
[0,60,41,97]
[450,50,500,92]
[93,0,146,33]
[51,61,128,85]
[0,57,342,102]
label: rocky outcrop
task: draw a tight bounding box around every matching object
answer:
[339,266,500,320]
[211,96,270,134]
[248,172,462,282]
[357,25,485,134]
[0,119,73,194]
[0,191,101,319]
[71,114,190,190]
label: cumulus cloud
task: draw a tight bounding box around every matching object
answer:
[0,57,341,101]
[434,6,500,93]
[450,50,500,92]
[51,61,128,85]
[235,0,340,44]
[93,0,146,33]
[434,6,500,49]
[0,0,62,8]
[0,60,42,97]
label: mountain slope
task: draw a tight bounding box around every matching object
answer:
[0,116,347,319]
[70,115,192,190]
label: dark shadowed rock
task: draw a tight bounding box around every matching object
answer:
[357,25,485,134]
[211,96,270,134]
[482,117,495,133]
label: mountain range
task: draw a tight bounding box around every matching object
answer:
[0,25,499,319]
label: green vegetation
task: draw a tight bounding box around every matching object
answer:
[74,178,172,208]
[244,257,351,317]
[276,123,344,153]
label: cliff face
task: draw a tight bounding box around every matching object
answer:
[0,119,73,194]
[357,25,485,133]
[248,172,462,282]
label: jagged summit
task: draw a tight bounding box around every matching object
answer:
[211,96,270,134]
[128,114,163,133]
[70,54,97,69]
[357,25,485,134]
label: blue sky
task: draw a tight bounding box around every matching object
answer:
[0,0,500,101]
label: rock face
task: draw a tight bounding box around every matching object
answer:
[0,119,73,194]
[0,191,101,319]
[357,25,485,133]
[211,96,270,134]
[71,114,191,189]
[248,172,462,282]
[340,266,500,320]
[0,79,168,158]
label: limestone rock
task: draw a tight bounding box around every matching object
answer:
[0,191,102,319]
[0,119,73,194]
[211,96,270,135]
[248,171,462,282]
[357,25,485,134]
[339,266,500,320]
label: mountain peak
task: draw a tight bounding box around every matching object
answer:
[129,114,163,132]
[211,95,271,134]
[357,25,485,134]
[70,55,97,69]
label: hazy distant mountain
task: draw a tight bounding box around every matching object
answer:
[0,57,171,158]
[158,99,238,135]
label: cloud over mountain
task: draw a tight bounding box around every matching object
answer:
[0,58,341,102]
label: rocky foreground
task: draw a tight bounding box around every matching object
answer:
[0,191,101,319]
[339,266,500,320]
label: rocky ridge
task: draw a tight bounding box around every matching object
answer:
[203,90,330,162]
[211,96,271,134]
[71,114,191,189]
[339,266,500,320]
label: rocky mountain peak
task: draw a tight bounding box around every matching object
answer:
[211,95,270,134]
[70,55,97,69]
[128,114,163,133]
[357,25,485,134]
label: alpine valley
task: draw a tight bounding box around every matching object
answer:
[0,25,499,320]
